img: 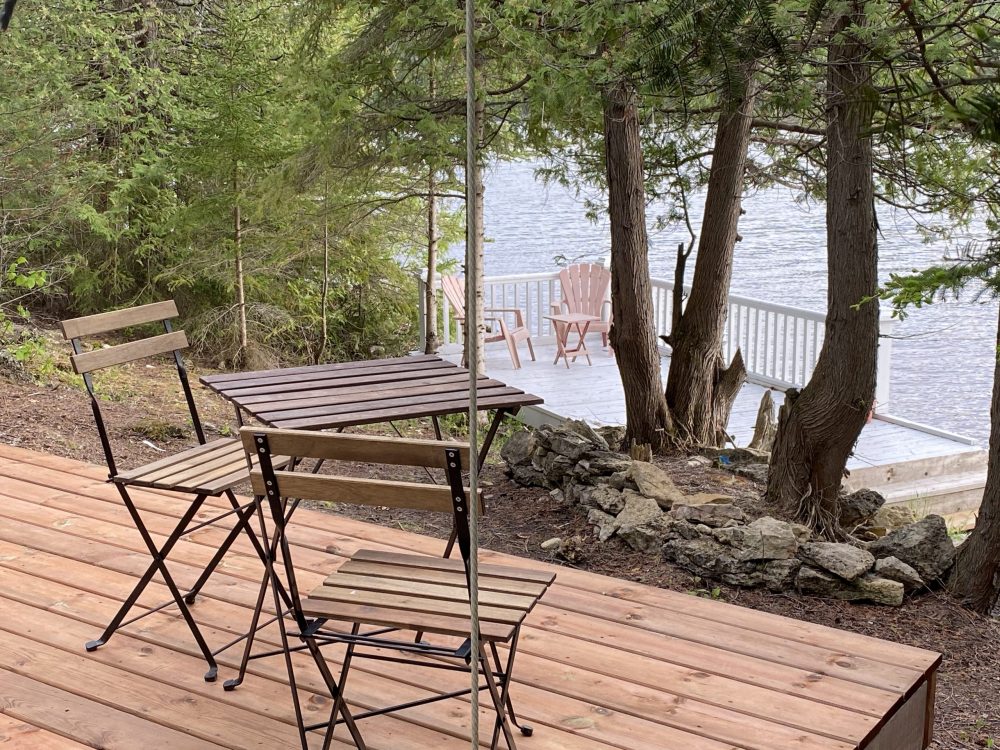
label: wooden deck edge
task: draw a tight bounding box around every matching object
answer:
[858,656,941,750]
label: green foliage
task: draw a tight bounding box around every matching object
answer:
[1,0,429,367]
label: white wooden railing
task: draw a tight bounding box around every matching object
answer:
[416,270,894,409]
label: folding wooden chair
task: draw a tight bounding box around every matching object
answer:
[61,300,271,682]
[241,427,555,750]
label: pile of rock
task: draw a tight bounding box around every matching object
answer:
[502,422,958,607]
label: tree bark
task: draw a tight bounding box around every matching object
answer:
[424,167,441,355]
[665,69,756,446]
[317,211,330,364]
[766,6,880,537]
[948,304,1000,614]
[602,80,672,451]
[233,172,248,361]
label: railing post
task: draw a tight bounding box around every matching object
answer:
[875,314,894,414]
[415,270,427,349]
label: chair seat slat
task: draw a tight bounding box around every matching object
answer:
[309,587,527,625]
[337,559,548,597]
[351,549,556,585]
[300,598,517,642]
[321,571,537,611]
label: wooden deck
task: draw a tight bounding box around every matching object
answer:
[443,340,979,473]
[0,443,940,749]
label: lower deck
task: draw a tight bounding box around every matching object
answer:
[443,339,979,472]
[0,444,940,749]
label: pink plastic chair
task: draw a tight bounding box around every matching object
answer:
[551,263,612,347]
[440,275,535,369]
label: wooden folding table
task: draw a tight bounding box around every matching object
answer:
[199,354,543,470]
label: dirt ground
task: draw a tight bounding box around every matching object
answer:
[1,346,997,748]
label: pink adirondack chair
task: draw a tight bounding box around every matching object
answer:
[440,274,536,369]
[551,262,612,347]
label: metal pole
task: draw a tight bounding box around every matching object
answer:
[464,0,481,745]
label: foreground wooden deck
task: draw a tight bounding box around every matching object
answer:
[0,444,940,749]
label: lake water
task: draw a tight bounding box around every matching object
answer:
[470,160,996,444]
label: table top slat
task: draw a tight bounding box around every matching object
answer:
[200,355,543,432]
[200,353,442,384]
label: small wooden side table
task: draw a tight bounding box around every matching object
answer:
[545,312,600,368]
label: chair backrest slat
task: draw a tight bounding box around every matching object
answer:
[558,263,611,317]
[70,330,189,374]
[240,428,472,468]
[242,427,480,516]
[60,300,180,339]
[249,471,464,513]
[440,275,466,320]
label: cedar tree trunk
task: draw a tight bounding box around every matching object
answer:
[948,304,1000,614]
[602,80,673,450]
[766,7,879,536]
[424,167,441,355]
[665,70,756,446]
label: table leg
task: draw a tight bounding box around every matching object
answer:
[552,321,570,368]
[574,321,593,366]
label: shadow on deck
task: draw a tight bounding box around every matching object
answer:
[0,444,939,749]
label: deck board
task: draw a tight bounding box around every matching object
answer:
[443,341,979,470]
[0,443,940,749]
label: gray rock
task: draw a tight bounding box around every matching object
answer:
[839,488,886,529]
[668,520,704,540]
[790,523,813,544]
[540,452,574,483]
[744,517,799,560]
[796,567,904,606]
[562,419,609,451]
[587,509,620,542]
[868,514,956,582]
[581,451,632,475]
[872,505,918,530]
[576,485,626,515]
[615,495,672,552]
[501,429,537,468]
[548,488,565,504]
[589,470,628,490]
[663,536,801,592]
[509,464,548,487]
[628,461,686,509]
[596,425,625,450]
[874,556,925,591]
[856,575,906,606]
[680,492,734,506]
[670,503,746,528]
[799,542,875,581]
[722,559,802,592]
[547,430,594,461]
[710,516,798,561]
[732,463,769,483]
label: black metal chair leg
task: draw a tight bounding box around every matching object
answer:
[491,633,532,736]
[479,642,519,750]
[183,492,261,605]
[321,623,360,750]
[225,493,283,691]
[88,486,218,680]
[305,633,367,750]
